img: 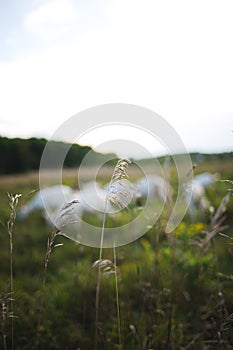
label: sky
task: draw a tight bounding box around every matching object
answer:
[0,0,232,158]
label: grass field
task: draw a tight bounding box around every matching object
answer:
[0,158,233,350]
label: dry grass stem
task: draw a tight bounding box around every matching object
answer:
[36,198,81,349]
[95,159,131,349]
[191,193,230,254]
[7,193,21,350]
[113,244,121,346]
[0,285,12,350]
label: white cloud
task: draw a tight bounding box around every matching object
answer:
[78,125,167,159]
[24,0,78,40]
[0,0,233,155]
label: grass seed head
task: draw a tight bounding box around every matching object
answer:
[108,159,132,210]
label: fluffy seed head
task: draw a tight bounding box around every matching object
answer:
[107,159,133,209]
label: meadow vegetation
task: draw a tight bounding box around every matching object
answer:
[0,158,233,349]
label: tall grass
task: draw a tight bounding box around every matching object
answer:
[0,160,232,349]
[35,199,80,349]
[94,158,131,349]
[0,193,21,350]
[35,228,60,350]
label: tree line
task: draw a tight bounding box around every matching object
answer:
[0,136,232,175]
[0,136,93,174]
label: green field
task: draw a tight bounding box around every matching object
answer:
[0,158,233,350]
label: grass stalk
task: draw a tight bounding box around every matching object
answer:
[113,243,121,346]
[7,193,21,350]
[35,228,60,350]
[0,286,9,350]
[94,208,107,350]
[166,232,176,350]
[95,158,131,349]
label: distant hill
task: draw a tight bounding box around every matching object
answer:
[0,136,116,175]
[136,151,232,166]
[0,136,232,175]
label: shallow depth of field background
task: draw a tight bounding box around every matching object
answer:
[0,148,233,350]
[1,1,233,348]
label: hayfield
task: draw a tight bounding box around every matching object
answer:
[0,158,233,350]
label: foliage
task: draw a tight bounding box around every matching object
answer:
[0,158,233,349]
[0,136,107,174]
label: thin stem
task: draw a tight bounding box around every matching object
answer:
[35,229,59,350]
[1,297,8,350]
[113,243,121,346]
[9,234,13,350]
[166,232,176,349]
[7,194,21,350]
[2,330,7,350]
[95,159,130,349]
[95,206,107,350]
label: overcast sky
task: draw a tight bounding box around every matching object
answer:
[0,0,232,158]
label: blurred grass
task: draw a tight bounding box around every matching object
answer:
[0,158,233,349]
